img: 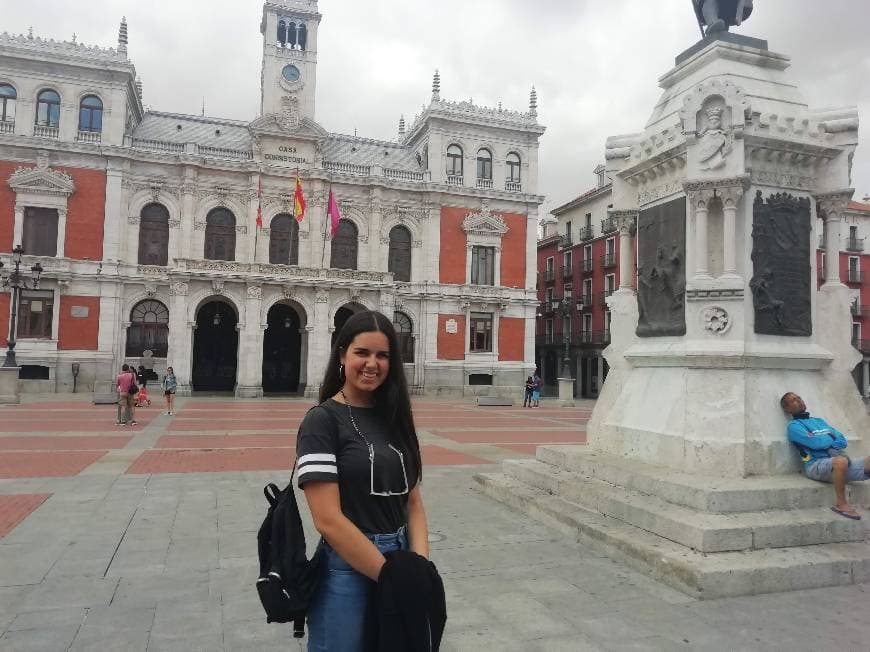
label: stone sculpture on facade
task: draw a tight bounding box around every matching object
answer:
[697,106,731,170]
[693,0,754,35]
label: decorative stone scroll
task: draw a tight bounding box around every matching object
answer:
[636,197,687,337]
[750,191,812,336]
[170,281,189,296]
[247,286,263,300]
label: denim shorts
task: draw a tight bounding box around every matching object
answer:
[805,456,869,483]
[306,526,408,652]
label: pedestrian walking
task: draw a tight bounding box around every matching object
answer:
[531,371,542,407]
[296,310,435,651]
[523,376,534,408]
[115,364,138,426]
[162,366,177,415]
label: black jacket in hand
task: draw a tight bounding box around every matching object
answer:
[366,550,446,652]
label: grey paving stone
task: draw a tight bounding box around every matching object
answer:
[68,605,154,652]
[8,607,87,631]
[0,625,82,652]
[20,577,119,611]
[110,575,210,610]
[221,618,299,652]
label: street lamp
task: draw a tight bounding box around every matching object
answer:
[0,245,44,368]
[560,296,572,379]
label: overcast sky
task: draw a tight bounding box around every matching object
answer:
[7,0,870,214]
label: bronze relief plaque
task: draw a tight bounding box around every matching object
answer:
[636,197,687,337]
[750,191,812,336]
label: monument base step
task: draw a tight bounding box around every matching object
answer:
[474,471,870,599]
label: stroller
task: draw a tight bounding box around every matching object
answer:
[135,384,151,408]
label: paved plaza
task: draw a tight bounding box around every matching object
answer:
[0,395,868,651]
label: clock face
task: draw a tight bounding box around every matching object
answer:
[282,65,301,82]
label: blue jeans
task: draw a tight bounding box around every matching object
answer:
[306,526,408,651]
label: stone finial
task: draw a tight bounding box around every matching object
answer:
[135,76,142,100]
[529,85,538,119]
[118,16,128,55]
[27,26,33,39]
[398,115,406,140]
[432,69,441,102]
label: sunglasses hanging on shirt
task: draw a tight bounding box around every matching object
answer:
[340,390,410,497]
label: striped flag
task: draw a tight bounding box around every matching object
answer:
[293,174,306,223]
[327,190,341,238]
[255,176,263,229]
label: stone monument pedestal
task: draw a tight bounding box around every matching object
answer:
[0,367,20,405]
[557,377,575,407]
[477,33,870,598]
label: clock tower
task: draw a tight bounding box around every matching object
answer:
[260,0,321,123]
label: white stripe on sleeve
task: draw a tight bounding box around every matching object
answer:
[297,464,338,477]
[298,453,337,465]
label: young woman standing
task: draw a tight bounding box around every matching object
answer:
[162,366,177,415]
[296,310,428,651]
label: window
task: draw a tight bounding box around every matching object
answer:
[269,214,299,265]
[19,365,49,380]
[204,207,236,261]
[851,226,858,239]
[298,24,308,50]
[138,203,169,266]
[277,20,286,45]
[127,300,169,358]
[471,246,495,285]
[35,89,61,127]
[564,284,573,301]
[388,225,412,282]
[583,278,592,298]
[605,274,616,293]
[78,95,103,132]
[469,374,493,386]
[446,145,463,176]
[0,84,16,123]
[853,322,862,345]
[22,207,58,257]
[606,237,616,255]
[585,213,592,229]
[469,312,493,352]
[546,287,554,304]
[582,313,592,334]
[564,251,573,272]
[546,257,554,273]
[17,291,54,339]
[330,219,358,269]
[393,311,414,363]
[476,148,493,180]
[565,221,572,239]
[506,152,521,182]
[545,319,553,342]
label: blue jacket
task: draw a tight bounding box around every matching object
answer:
[786,416,848,466]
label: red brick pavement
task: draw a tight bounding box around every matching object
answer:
[0,451,107,478]
[421,446,489,466]
[168,419,301,432]
[0,494,51,538]
[126,448,295,474]
[0,436,131,451]
[156,435,294,449]
[434,430,586,444]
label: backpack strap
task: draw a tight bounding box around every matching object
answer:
[264,483,281,507]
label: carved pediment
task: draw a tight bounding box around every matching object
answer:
[249,114,328,141]
[461,200,509,237]
[8,165,75,197]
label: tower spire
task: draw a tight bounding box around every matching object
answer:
[432,69,441,102]
[118,16,128,57]
[529,85,538,119]
[398,115,406,140]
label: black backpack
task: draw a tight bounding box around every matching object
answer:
[255,472,323,638]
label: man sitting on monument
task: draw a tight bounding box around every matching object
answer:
[781,392,870,520]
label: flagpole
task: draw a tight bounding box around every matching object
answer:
[320,181,331,268]
[254,170,261,262]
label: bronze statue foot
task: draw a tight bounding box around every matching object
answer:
[706,19,727,34]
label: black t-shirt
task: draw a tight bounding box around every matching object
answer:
[296,398,417,534]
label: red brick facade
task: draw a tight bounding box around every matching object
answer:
[498,317,525,361]
[0,162,18,254]
[58,166,106,261]
[58,296,100,350]
[437,314,466,360]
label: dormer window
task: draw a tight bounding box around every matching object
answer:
[477,148,493,181]
[36,89,61,127]
[506,152,521,183]
[78,95,103,133]
[446,144,463,177]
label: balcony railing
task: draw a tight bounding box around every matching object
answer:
[579,226,594,241]
[852,304,866,318]
[505,180,522,192]
[541,300,558,315]
[601,253,617,269]
[581,258,593,273]
[544,268,556,283]
[562,264,573,279]
[76,130,101,144]
[847,270,865,284]
[0,120,13,134]
[577,294,592,310]
[446,175,464,186]
[846,238,866,253]
[601,217,617,235]
[853,339,870,353]
[34,124,59,138]
[536,334,555,346]
[560,233,573,248]
[476,178,494,189]
[575,331,593,345]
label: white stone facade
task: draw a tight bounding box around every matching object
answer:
[0,1,545,397]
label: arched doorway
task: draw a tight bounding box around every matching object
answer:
[191,300,239,392]
[262,303,302,393]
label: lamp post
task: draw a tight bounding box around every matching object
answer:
[560,296,572,379]
[1,245,44,368]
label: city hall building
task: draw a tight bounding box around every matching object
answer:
[0,0,545,397]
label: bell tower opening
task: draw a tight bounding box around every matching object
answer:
[260,0,321,122]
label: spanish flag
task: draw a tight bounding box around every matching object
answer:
[293,173,306,223]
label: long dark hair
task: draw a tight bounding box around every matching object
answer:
[319,310,422,482]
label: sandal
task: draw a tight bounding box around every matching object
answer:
[831,506,862,521]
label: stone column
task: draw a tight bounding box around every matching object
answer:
[12,203,24,247]
[179,168,197,261]
[609,210,638,291]
[863,360,869,399]
[236,284,264,397]
[816,191,853,285]
[597,355,605,395]
[689,190,714,279]
[167,280,193,394]
[719,185,744,278]
[305,289,331,397]
[102,162,125,262]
